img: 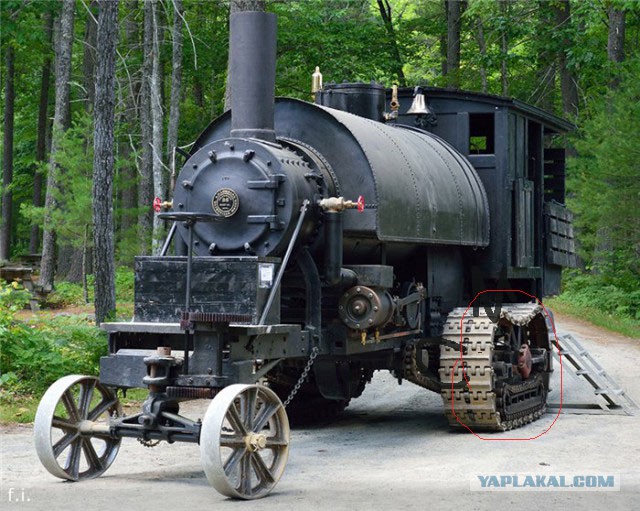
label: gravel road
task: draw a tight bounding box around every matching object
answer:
[1,312,638,510]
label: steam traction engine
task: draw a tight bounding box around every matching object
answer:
[34,11,577,499]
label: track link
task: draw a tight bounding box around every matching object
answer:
[439,303,548,432]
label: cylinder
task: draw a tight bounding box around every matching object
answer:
[229,11,277,142]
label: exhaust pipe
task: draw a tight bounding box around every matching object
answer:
[229,11,277,142]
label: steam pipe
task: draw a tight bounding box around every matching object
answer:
[324,211,343,285]
[229,11,277,142]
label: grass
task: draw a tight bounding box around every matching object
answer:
[0,393,38,424]
[0,387,149,425]
[543,296,639,339]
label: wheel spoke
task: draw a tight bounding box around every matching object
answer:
[264,436,288,447]
[245,387,257,430]
[78,380,96,418]
[88,397,118,421]
[239,451,252,495]
[81,438,103,472]
[251,402,279,432]
[53,431,80,458]
[220,434,245,447]
[61,389,80,422]
[250,451,274,485]
[226,403,248,436]
[64,439,83,479]
[52,415,77,431]
[223,447,246,475]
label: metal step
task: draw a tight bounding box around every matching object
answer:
[549,333,638,416]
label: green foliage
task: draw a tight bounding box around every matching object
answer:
[0,266,134,406]
[21,113,95,249]
[115,266,135,302]
[45,267,135,308]
[544,295,639,339]
[274,0,401,96]
[0,308,107,397]
[0,281,32,311]
[567,58,640,301]
[560,270,640,320]
[46,280,87,308]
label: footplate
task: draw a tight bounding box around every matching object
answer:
[439,304,548,432]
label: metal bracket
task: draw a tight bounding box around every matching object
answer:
[258,200,310,325]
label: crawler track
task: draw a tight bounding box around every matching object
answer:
[438,304,549,432]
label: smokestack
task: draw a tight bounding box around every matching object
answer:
[229,11,277,142]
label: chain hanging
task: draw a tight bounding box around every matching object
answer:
[282,346,319,409]
[137,438,161,448]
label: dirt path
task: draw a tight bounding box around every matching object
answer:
[551,310,638,344]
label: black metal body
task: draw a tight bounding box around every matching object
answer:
[98,11,577,442]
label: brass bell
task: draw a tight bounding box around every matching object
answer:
[406,87,433,116]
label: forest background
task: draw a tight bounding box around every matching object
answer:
[0,0,639,408]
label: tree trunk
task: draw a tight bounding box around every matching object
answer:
[40,0,75,289]
[445,0,461,88]
[194,76,205,109]
[59,0,100,282]
[93,0,119,324]
[607,6,626,63]
[475,16,488,93]
[439,35,448,77]
[138,0,154,254]
[607,5,626,89]
[499,0,509,96]
[166,0,183,179]
[376,0,406,87]
[150,0,165,254]
[83,0,99,111]
[554,0,579,117]
[30,12,54,255]
[224,0,266,112]
[532,0,554,111]
[1,45,15,262]
[119,0,139,242]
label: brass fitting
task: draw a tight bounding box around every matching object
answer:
[318,196,362,212]
[312,66,323,94]
[384,85,400,121]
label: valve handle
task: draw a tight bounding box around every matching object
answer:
[153,197,162,213]
[357,195,365,213]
